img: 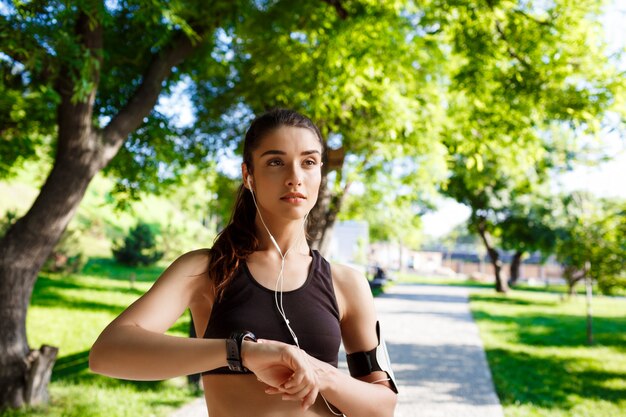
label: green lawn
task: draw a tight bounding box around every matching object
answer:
[394,272,626,415]
[2,258,201,417]
[5,263,625,417]
[470,290,626,417]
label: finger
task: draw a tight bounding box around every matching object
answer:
[256,338,284,346]
[281,385,311,402]
[301,386,319,410]
[264,387,284,395]
[282,371,305,391]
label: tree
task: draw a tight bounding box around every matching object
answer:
[2,0,429,408]
[113,222,164,267]
[555,192,626,295]
[498,193,558,285]
[438,0,624,292]
[0,0,246,408]
[187,0,448,255]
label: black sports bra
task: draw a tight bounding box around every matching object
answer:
[201,250,342,375]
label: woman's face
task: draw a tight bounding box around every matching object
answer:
[246,126,323,221]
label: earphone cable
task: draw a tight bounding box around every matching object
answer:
[248,184,343,416]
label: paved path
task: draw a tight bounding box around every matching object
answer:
[170,284,504,417]
[375,284,503,417]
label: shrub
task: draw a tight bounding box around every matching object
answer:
[113,222,163,266]
[42,225,87,273]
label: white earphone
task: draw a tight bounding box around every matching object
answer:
[246,173,305,346]
[246,173,343,416]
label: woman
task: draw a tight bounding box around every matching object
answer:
[89,109,398,417]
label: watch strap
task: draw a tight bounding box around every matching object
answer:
[226,330,257,372]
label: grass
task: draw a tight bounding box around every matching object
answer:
[3,256,624,416]
[1,258,201,417]
[470,290,626,417]
[390,272,626,415]
[394,271,625,296]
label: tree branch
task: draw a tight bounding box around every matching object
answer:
[513,9,551,27]
[55,8,103,158]
[102,31,203,157]
[494,19,533,70]
[321,0,348,20]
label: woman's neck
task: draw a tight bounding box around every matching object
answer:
[254,216,309,257]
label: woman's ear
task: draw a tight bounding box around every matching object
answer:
[242,163,253,190]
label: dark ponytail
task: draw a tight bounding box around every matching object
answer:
[208,109,325,300]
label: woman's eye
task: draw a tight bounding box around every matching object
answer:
[304,159,317,166]
[268,159,283,166]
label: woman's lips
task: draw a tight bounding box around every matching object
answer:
[280,197,307,204]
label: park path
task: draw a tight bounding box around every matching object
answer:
[170,284,504,417]
[375,284,504,417]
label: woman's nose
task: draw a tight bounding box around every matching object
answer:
[285,164,303,187]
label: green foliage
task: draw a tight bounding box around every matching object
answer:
[498,192,560,261]
[113,222,164,267]
[0,0,239,203]
[190,0,449,219]
[0,208,18,237]
[554,192,626,295]
[436,0,624,291]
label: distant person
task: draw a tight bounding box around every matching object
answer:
[373,266,387,282]
[89,109,398,416]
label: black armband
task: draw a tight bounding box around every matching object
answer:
[346,321,398,393]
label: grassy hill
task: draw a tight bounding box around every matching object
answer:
[0,161,217,261]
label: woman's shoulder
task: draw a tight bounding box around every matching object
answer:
[328,262,367,286]
[328,262,373,318]
[173,248,212,270]
[164,248,213,305]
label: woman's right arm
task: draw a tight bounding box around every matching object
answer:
[88,249,228,380]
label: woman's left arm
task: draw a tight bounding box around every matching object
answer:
[317,263,397,417]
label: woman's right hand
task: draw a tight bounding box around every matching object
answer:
[242,339,320,410]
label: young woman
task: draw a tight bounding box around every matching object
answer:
[89,109,398,417]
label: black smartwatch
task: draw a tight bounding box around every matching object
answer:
[226,330,257,372]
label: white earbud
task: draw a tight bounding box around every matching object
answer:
[247,176,253,189]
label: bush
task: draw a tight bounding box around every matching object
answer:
[113,222,164,266]
[42,225,87,274]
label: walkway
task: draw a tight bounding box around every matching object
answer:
[170,284,504,417]
[375,284,503,417]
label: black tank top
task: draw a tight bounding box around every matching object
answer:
[201,249,341,375]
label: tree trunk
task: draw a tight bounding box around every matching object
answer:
[509,250,523,286]
[308,147,349,258]
[308,186,351,257]
[476,219,509,293]
[0,150,102,407]
[564,265,584,298]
